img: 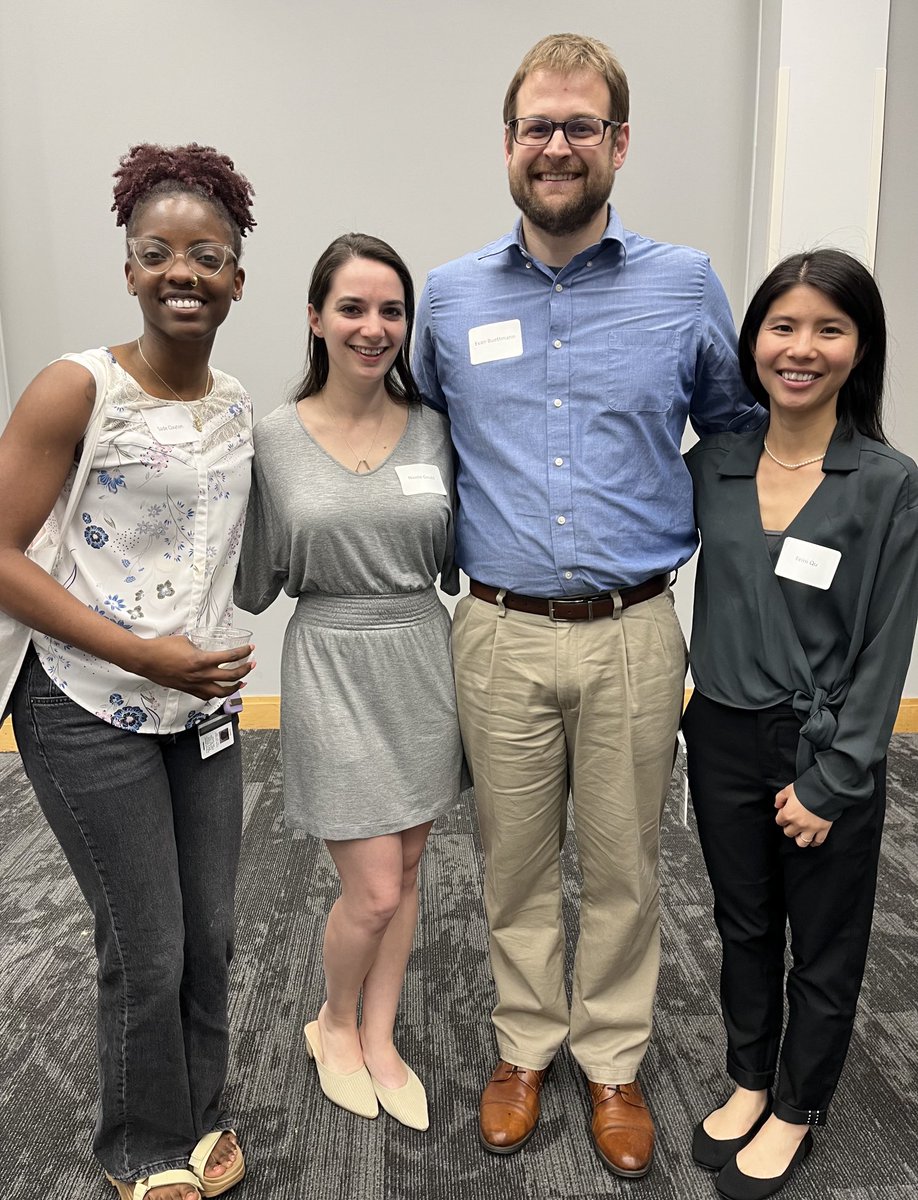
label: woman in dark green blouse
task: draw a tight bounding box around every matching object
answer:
[682,249,918,1200]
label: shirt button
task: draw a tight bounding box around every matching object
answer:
[564,571,573,580]
[554,457,564,466]
[525,262,532,269]
[557,515,566,525]
[586,260,592,267]
[553,398,563,408]
[555,283,563,292]
[553,339,562,348]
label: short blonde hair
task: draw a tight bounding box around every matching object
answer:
[503,33,630,125]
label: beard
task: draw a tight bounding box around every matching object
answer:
[508,153,615,238]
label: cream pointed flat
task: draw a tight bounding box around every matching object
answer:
[371,1062,430,1131]
[304,1020,378,1118]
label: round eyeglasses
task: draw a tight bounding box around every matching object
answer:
[506,117,621,147]
[128,237,237,277]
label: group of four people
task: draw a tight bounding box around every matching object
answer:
[1,31,915,1200]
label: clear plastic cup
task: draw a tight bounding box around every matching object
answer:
[187,626,252,664]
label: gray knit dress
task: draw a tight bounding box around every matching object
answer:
[234,401,464,838]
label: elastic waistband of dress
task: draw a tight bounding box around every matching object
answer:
[293,586,442,629]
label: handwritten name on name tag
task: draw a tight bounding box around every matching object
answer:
[774,536,841,590]
[468,319,523,365]
[394,464,447,496]
[144,406,199,444]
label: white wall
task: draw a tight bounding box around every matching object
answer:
[1,0,914,696]
[877,0,918,692]
[0,0,759,693]
[771,1,888,266]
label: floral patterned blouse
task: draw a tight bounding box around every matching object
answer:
[32,347,253,734]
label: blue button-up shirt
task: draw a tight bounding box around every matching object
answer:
[414,208,763,595]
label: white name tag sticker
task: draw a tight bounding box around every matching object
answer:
[394,464,448,496]
[469,319,523,365]
[775,536,841,590]
[144,406,199,444]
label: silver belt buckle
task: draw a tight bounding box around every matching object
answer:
[547,596,592,622]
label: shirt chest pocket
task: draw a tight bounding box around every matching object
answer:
[607,329,681,413]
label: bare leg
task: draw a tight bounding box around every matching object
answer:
[316,831,412,1074]
[359,823,433,1088]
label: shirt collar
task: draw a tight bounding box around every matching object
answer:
[477,205,627,266]
[717,421,863,477]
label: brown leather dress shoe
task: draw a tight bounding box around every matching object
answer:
[588,1079,655,1177]
[479,1060,549,1154]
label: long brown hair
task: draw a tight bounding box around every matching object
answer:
[292,233,421,406]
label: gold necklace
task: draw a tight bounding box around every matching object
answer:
[321,396,387,473]
[762,436,827,471]
[136,338,213,432]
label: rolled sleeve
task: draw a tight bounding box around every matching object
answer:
[414,279,448,415]
[690,265,765,438]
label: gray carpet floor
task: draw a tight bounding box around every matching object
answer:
[1,731,917,1199]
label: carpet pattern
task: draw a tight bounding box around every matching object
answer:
[1,732,917,1199]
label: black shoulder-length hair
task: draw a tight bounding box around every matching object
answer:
[292,232,421,406]
[738,248,887,444]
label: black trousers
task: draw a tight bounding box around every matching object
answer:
[682,691,885,1126]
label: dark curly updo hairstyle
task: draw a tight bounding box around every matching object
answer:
[292,233,421,406]
[112,142,256,256]
[739,248,887,444]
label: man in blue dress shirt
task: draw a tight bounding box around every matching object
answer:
[414,32,761,1176]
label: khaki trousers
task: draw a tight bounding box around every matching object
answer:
[452,590,686,1083]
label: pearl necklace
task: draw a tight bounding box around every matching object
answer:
[762,436,826,471]
[136,338,213,432]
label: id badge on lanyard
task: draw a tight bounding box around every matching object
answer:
[197,711,235,760]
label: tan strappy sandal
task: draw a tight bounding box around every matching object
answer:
[189,1129,246,1197]
[106,1168,201,1199]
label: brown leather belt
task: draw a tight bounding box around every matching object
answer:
[469,574,669,622]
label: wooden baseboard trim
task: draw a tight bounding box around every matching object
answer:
[236,695,280,730]
[895,697,918,733]
[3,692,918,752]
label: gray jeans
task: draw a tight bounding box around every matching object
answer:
[12,648,242,1181]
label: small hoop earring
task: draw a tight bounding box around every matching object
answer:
[233,294,241,302]
[128,289,136,296]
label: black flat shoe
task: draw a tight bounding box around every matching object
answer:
[715,1130,813,1200]
[691,1096,772,1172]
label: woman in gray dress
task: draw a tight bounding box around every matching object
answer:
[235,233,463,1131]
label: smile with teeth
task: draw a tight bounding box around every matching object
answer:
[536,172,580,181]
[778,370,819,382]
[164,297,204,309]
[350,345,387,358]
